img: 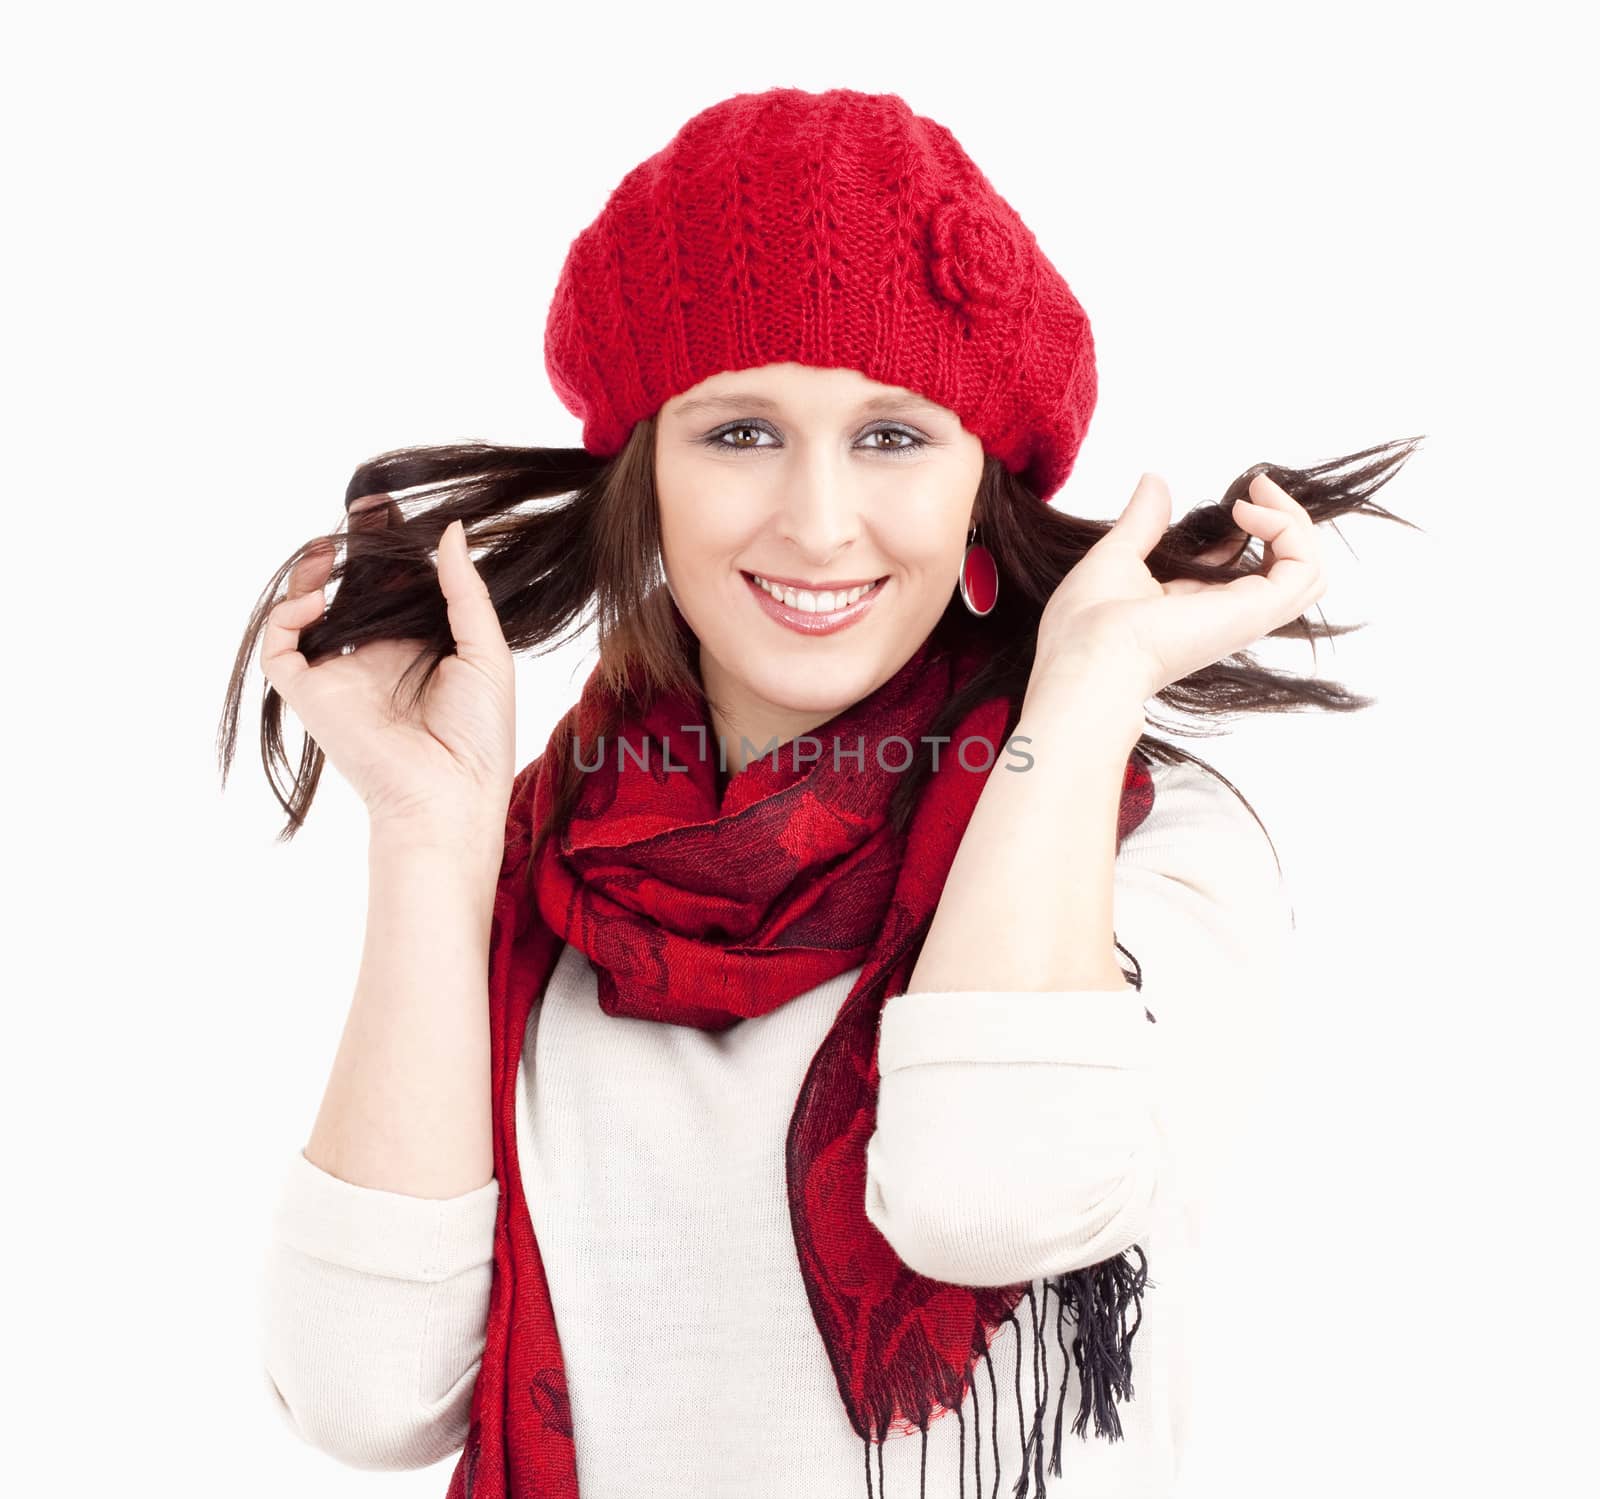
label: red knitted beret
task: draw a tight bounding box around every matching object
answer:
[543,87,1097,503]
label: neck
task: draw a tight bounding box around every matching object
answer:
[708,695,840,777]
[699,648,847,778]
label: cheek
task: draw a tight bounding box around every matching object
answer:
[658,495,753,586]
[663,513,748,576]
[877,474,976,564]
[878,513,963,581]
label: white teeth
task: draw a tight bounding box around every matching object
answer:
[751,574,881,612]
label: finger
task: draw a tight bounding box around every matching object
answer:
[346,494,417,593]
[262,533,337,690]
[1248,471,1311,518]
[1102,472,1172,560]
[1242,474,1323,591]
[259,580,328,697]
[1228,494,1324,617]
[348,493,403,541]
[436,519,512,665]
[285,534,335,601]
[348,491,396,520]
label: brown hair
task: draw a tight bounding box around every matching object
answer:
[216,418,1423,927]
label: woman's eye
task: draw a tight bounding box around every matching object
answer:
[710,424,771,449]
[701,423,927,456]
[865,428,921,453]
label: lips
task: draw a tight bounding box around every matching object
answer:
[744,571,887,607]
[742,571,887,637]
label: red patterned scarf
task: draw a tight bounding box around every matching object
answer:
[447,626,1156,1499]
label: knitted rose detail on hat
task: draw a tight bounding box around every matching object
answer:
[927,193,1026,329]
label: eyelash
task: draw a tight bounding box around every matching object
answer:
[699,421,928,459]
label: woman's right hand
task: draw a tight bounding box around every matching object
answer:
[258,500,516,846]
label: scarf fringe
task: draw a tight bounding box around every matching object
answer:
[860,1245,1152,1499]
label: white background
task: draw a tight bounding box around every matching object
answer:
[5,2,1595,1495]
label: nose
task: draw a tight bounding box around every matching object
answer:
[773,452,863,564]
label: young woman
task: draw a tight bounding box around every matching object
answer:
[226,87,1418,1498]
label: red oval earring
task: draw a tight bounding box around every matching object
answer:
[958,523,998,616]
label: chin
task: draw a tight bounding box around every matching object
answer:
[723,641,888,715]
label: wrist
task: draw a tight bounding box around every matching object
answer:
[367,817,506,884]
[1019,662,1147,758]
[1017,684,1145,764]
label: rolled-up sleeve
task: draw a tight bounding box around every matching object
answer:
[258,1149,500,1470]
[862,758,1295,1287]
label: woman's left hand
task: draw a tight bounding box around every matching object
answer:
[1030,470,1328,705]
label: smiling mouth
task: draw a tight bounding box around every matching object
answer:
[741,571,889,612]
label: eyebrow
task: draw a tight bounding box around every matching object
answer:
[669,390,947,422]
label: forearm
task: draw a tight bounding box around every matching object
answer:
[906,669,1146,995]
[868,754,1294,1283]
[302,827,502,1199]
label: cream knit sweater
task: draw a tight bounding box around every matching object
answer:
[258,755,1294,1497]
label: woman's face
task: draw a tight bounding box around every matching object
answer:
[654,362,986,762]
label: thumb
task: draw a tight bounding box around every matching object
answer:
[1103,472,1172,561]
[436,519,511,665]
